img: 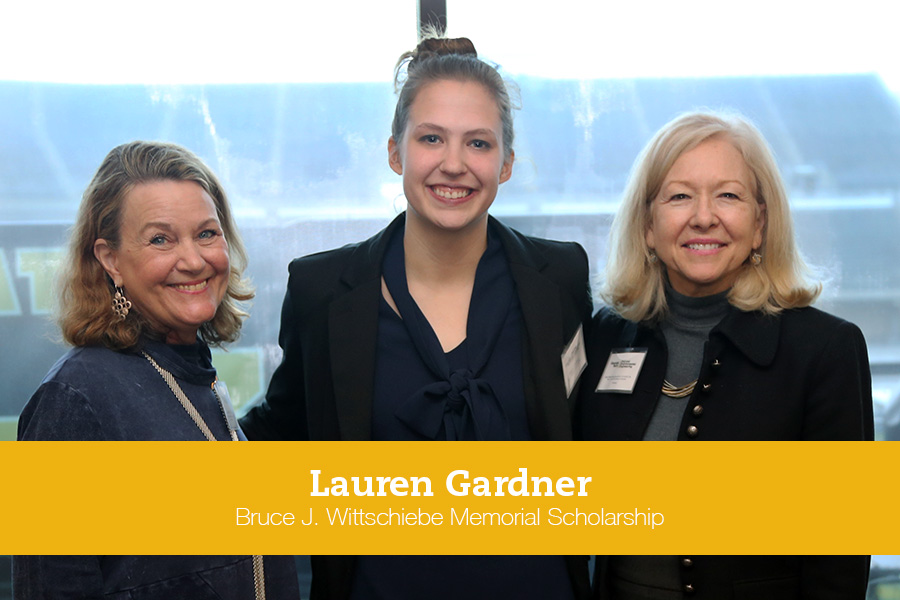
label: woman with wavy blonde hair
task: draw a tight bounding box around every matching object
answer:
[16,141,299,600]
[603,111,819,322]
[578,110,873,599]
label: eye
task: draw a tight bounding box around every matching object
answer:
[669,193,690,201]
[470,139,491,150]
[419,134,441,144]
[149,234,168,246]
[198,229,220,240]
[720,192,740,199]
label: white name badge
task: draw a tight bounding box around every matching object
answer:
[562,324,588,398]
[595,348,648,394]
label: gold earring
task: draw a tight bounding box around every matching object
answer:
[750,251,762,266]
[112,286,132,320]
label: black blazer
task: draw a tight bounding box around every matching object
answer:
[241,213,593,599]
[577,305,874,599]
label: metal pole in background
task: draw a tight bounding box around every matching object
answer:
[418,0,447,36]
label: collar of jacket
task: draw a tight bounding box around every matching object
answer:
[633,305,782,368]
[712,306,781,367]
[335,212,552,288]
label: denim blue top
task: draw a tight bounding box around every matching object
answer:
[18,336,243,441]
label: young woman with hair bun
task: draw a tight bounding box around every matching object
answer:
[241,33,592,600]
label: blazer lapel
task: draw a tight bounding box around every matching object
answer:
[492,218,573,440]
[327,215,405,441]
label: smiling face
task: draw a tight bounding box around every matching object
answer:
[646,135,766,297]
[388,79,513,235]
[93,179,230,344]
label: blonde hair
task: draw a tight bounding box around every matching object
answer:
[59,141,254,350]
[603,111,820,322]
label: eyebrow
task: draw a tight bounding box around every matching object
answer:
[139,218,220,235]
[663,179,749,190]
[414,123,499,138]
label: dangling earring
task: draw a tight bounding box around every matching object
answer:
[750,251,762,266]
[112,286,132,320]
[648,251,658,264]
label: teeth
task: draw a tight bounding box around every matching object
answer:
[173,281,207,291]
[432,186,470,200]
[687,243,723,250]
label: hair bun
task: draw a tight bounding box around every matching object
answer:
[394,33,479,91]
[415,36,477,60]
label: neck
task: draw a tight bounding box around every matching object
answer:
[165,330,198,345]
[403,212,488,285]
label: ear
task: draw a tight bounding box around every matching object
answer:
[388,137,403,176]
[645,213,656,250]
[753,202,767,249]
[499,150,515,184]
[93,239,122,286]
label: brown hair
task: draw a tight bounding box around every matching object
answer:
[391,30,516,161]
[59,141,254,350]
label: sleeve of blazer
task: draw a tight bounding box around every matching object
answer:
[801,319,874,441]
[239,263,311,441]
[799,320,872,596]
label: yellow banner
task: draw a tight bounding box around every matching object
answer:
[1,441,894,554]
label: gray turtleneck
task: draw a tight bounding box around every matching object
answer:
[643,287,730,441]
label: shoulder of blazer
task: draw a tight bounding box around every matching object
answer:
[488,216,590,307]
[778,304,858,332]
[284,214,405,312]
[490,215,588,273]
[587,305,649,351]
[711,304,862,367]
[770,305,867,362]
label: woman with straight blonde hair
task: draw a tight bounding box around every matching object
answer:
[577,111,872,599]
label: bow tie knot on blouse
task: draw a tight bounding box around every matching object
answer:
[446,369,476,411]
[399,368,504,441]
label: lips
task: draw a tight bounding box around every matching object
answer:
[170,279,209,292]
[685,242,725,251]
[431,185,473,201]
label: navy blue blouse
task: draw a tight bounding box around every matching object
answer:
[354,226,572,600]
[371,225,530,441]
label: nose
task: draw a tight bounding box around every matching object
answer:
[689,195,719,229]
[440,144,466,176]
[176,241,206,272]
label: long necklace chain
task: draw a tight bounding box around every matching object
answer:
[142,351,265,599]
[142,351,237,441]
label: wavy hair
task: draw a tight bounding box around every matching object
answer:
[603,110,820,322]
[58,141,254,350]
